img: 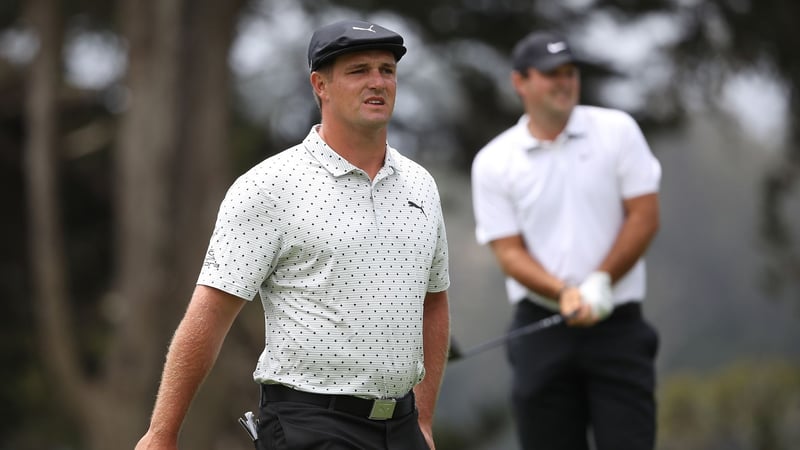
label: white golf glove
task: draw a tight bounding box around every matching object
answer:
[579,271,614,321]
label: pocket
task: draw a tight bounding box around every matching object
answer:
[255,405,287,450]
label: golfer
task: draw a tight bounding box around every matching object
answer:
[471,30,662,450]
[136,19,450,450]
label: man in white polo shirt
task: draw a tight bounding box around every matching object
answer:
[471,30,661,450]
[136,20,450,450]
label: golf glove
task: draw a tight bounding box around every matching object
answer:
[579,271,614,321]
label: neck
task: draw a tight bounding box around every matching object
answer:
[318,122,387,179]
[526,110,570,141]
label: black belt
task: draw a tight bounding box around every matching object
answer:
[261,384,415,420]
[608,301,642,320]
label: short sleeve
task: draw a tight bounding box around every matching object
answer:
[617,114,662,198]
[471,151,521,245]
[197,175,283,300]
[427,190,450,293]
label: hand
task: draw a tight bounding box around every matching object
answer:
[134,431,177,450]
[559,285,594,326]
[419,422,435,449]
[578,271,614,321]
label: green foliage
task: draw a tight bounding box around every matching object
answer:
[658,360,800,450]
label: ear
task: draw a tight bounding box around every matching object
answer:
[310,71,327,100]
[510,70,527,97]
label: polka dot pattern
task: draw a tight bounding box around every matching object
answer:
[198,127,450,398]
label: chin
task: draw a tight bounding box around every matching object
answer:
[362,114,392,125]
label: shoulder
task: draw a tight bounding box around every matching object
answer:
[238,145,306,184]
[471,121,525,179]
[390,147,424,175]
[390,148,438,186]
[223,144,308,204]
[576,105,640,131]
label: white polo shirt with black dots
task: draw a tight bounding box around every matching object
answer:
[198,126,450,399]
[472,106,661,310]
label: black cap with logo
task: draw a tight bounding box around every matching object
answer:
[307,20,407,72]
[511,31,579,73]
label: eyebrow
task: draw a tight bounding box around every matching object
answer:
[342,60,397,71]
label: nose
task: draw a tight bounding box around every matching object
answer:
[367,68,387,89]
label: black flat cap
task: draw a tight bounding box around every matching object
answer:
[512,31,579,73]
[308,20,407,72]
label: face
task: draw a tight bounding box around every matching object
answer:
[512,63,580,121]
[312,50,397,131]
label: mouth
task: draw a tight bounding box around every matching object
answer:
[364,97,385,106]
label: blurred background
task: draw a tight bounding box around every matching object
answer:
[3,0,800,448]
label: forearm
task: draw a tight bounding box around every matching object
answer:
[598,194,660,283]
[145,321,221,441]
[414,290,450,428]
[490,236,564,299]
[139,286,245,447]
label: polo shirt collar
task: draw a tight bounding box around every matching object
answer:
[303,125,400,177]
[515,110,586,151]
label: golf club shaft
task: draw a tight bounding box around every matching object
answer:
[450,313,564,361]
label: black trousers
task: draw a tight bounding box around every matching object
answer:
[507,300,659,450]
[254,385,429,450]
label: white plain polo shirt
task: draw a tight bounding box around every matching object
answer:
[471,106,661,310]
[198,126,450,399]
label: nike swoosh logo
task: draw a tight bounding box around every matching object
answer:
[546,42,567,54]
[352,25,376,33]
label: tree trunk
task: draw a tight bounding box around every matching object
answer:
[23,0,104,439]
[172,0,252,447]
[91,0,185,447]
[100,0,248,447]
[25,0,249,446]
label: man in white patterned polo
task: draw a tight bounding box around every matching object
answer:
[136,19,450,450]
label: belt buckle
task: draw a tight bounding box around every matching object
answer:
[368,398,396,420]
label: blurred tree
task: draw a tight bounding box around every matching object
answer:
[718,0,800,302]
[21,0,248,448]
[604,0,800,303]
